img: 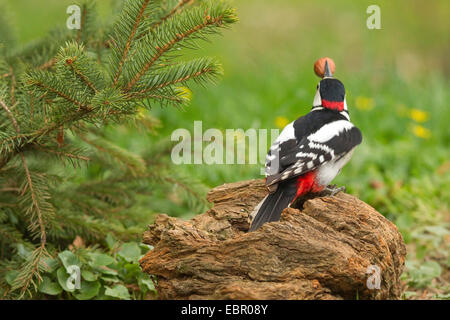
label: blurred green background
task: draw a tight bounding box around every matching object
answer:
[6,0,449,299]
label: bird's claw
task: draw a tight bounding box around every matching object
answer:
[321,185,346,196]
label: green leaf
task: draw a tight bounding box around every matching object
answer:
[88,252,116,267]
[41,257,60,273]
[105,233,117,250]
[423,225,450,237]
[118,242,141,262]
[407,260,443,288]
[119,263,140,281]
[139,276,155,292]
[38,276,63,296]
[96,265,118,275]
[56,267,75,292]
[5,270,19,286]
[81,269,98,282]
[434,293,450,300]
[73,280,101,300]
[16,244,32,260]
[58,250,82,270]
[101,275,120,283]
[124,263,140,272]
[421,261,442,278]
[105,285,131,300]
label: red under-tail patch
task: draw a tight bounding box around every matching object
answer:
[293,171,324,202]
[322,99,344,111]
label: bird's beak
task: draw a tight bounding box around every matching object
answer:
[324,60,333,78]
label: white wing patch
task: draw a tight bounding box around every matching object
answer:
[295,152,318,160]
[308,141,335,157]
[308,120,354,143]
[274,121,295,145]
[265,121,296,176]
[265,119,361,187]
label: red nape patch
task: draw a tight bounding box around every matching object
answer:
[294,171,324,201]
[322,99,344,111]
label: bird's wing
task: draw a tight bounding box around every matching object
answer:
[266,120,362,186]
[265,121,298,177]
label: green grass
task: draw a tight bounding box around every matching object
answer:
[6,0,449,299]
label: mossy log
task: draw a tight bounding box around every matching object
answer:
[140,179,406,300]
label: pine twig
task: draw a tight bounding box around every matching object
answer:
[112,0,152,86]
[0,98,48,296]
[34,144,90,162]
[150,0,194,31]
[126,15,226,90]
[37,58,57,71]
[65,58,98,94]
[132,67,214,97]
[76,4,88,43]
[30,80,91,111]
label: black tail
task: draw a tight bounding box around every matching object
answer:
[249,180,297,232]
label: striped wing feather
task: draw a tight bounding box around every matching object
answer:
[266,121,362,187]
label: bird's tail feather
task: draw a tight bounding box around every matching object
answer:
[249,180,297,232]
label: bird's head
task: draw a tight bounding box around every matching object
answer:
[313,61,347,112]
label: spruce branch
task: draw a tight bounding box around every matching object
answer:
[150,0,194,31]
[76,2,89,44]
[0,0,237,297]
[65,59,98,94]
[37,58,57,71]
[79,133,146,176]
[32,143,90,166]
[25,70,91,111]
[76,1,100,45]
[56,42,104,94]
[0,98,51,296]
[124,2,237,90]
[110,0,153,86]
[0,98,18,132]
[130,57,222,97]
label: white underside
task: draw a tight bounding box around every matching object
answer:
[315,148,355,187]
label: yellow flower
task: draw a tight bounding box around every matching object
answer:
[355,96,375,111]
[408,109,429,123]
[275,116,289,129]
[412,125,431,139]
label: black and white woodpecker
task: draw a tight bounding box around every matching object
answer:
[249,60,362,231]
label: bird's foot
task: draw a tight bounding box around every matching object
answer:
[291,185,346,210]
[320,184,346,197]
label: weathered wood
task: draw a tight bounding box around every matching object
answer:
[140,179,406,300]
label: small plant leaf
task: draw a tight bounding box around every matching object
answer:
[88,252,116,267]
[81,269,98,282]
[118,242,141,262]
[105,284,131,300]
[58,250,82,270]
[38,276,63,296]
[56,267,76,292]
[73,280,101,300]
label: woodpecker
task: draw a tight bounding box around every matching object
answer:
[249,59,362,231]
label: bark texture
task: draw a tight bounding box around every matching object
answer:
[140,179,406,300]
